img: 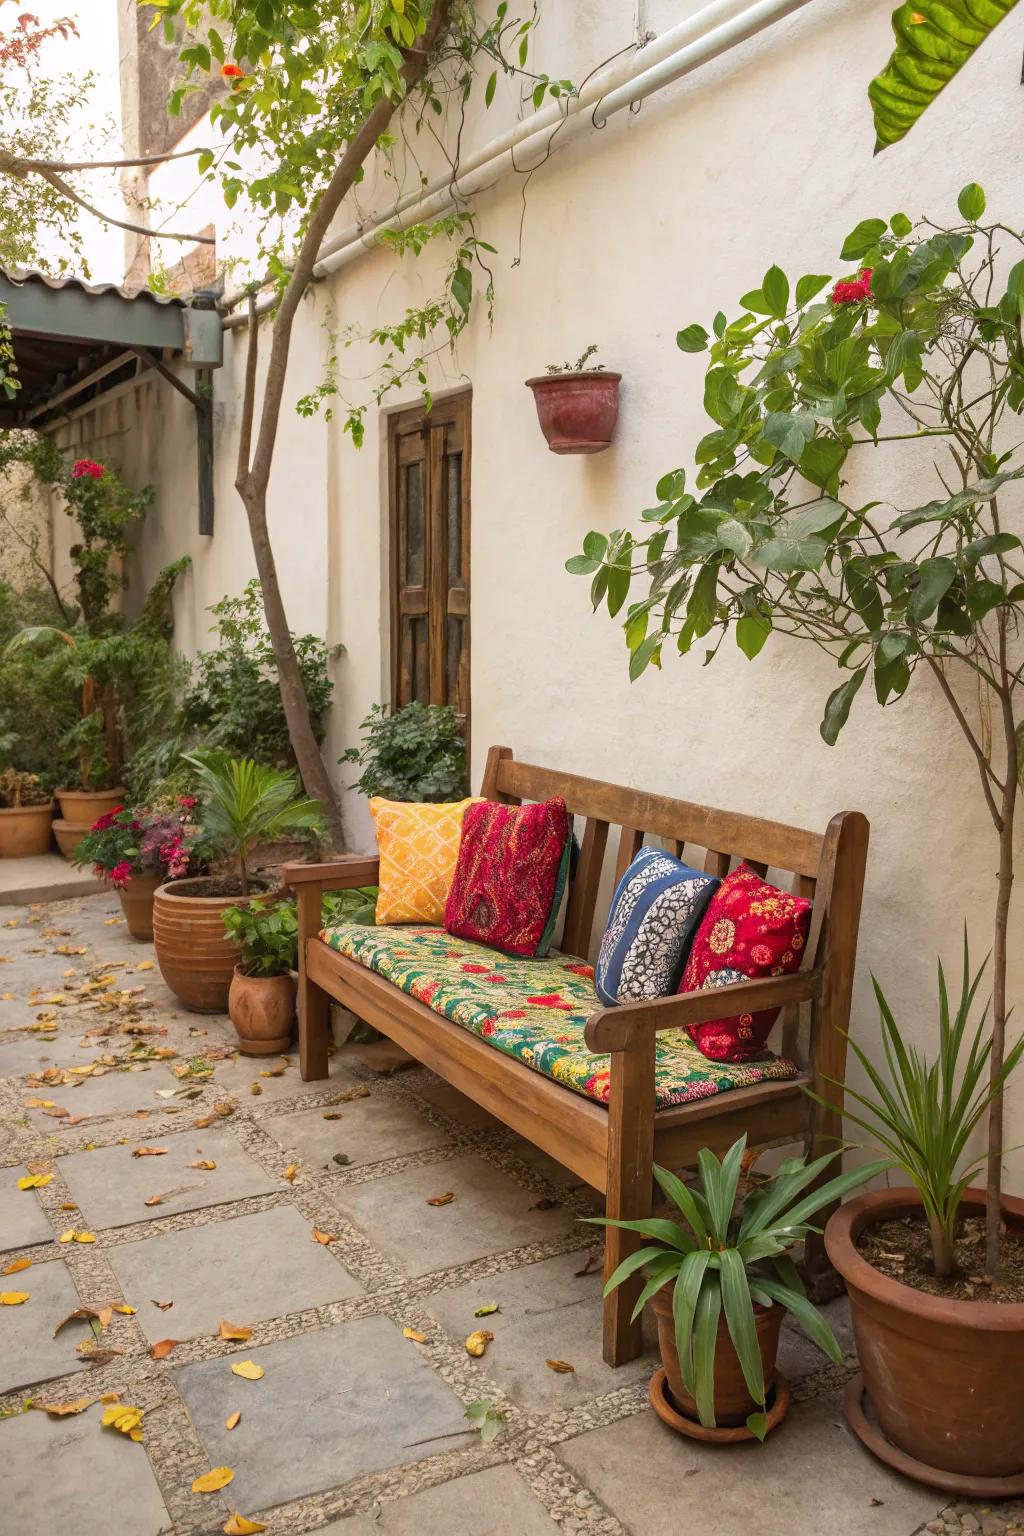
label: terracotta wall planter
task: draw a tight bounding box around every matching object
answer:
[649,1279,783,1427]
[228,968,296,1055]
[826,1187,1024,1486]
[525,371,621,454]
[56,787,125,823]
[118,874,161,942]
[53,818,92,862]
[0,802,54,858]
[153,878,270,1013]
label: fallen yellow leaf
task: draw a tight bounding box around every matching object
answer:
[426,1191,455,1206]
[190,1160,217,1170]
[150,1339,178,1359]
[311,1228,336,1245]
[546,1359,575,1373]
[402,1327,428,1343]
[0,1291,29,1305]
[464,1329,493,1358]
[101,1404,143,1440]
[54,1305,110,1335]
[74,1231,96,1244]
[136,961,154,971]
[224,1515,265,1535]
[218,1321,252,1342]
[225,1411,241,1431]
[34,1397,92,1417]
[59,1229,96,1244]
[249,1083,262,1096]
[99,1391,120,1403]
[282,1164,298,1182]
[1,1257,31,1276]
[113,1304,136,1315]
[230,1361,264,1381]
[16,1173,52,1190]
[24,1097,55,1109]
[192,1467,235,1494]
[132,1146,168,1158]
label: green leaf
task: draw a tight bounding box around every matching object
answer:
[840,218,886,261]
[736,612,771,660]
[909,556,957,623]
[677,324,709,353]
[890,212,913,237]
[718,1250,765,1407]
[655,469,686,501]
[762,411,814,464]
[693,1276,722,1427]
[673,1251,712,1396]
[756,1278,844,1365]
[565,554,599,576]
[582,531,608,562]
[799,436,846,491]
[746,1411,768,1441]
[820,668,866,745]
[762,265,790,318]
[449,265,472,315]
[603,1246,674,1296]
[795,273,831,306]
[869,0,1019,152]
[484,70,497,107]
[958,182,986,222]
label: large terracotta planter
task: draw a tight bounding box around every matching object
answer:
[56,786,125,823]
[525,370,621,454]
[649,1279,784,1429]
[153,877,271,1013]
[826,1187,1024,1490]
[0,801,54,858]
[228,968,296,1055]
[118,874,161,942]
[52,818,92,861]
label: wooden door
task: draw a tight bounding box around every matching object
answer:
[388,391,471,727]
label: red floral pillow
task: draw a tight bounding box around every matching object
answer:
[444,798,572,958]
[678,863,811,1063]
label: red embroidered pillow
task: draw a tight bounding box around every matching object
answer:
[678,863,811,1063]
[444,797,572,958]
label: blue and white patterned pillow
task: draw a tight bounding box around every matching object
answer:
[595,848,720,1007]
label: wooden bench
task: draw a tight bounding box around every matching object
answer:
[284,745,869,1367]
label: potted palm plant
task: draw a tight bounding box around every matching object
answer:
[152,751,325,1012]
[525,346,621,454]
[222,896,299,1054]
[595,1135,885,1442]
[0,770,54,858]
[824,938,1024,1494]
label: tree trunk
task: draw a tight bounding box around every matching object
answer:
[928,1212,957,1279]
[985,756,1016,1275]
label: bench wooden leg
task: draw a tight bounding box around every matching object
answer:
[602,1038,655,1367]
[297,887,329,1081]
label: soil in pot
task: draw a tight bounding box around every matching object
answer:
[0,802,54,858]
[153,876,273,1014]
[118,874,161,942]
[856,1208,1024,1304]
[649,1280,783,1428]
[229,967,296,1055]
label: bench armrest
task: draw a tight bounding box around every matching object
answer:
[282,855,380,892]
[584,969,821,1054]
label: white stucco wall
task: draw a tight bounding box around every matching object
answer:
[59,0,1024,1189]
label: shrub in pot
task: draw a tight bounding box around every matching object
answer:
[525,346,621,455]
[595,1134,884,1442]
[222,896,299,1054]
[341,701,468,801]
[823,938,1024,1493]
[0,769,54,858]
[73,798,207,940]
[153,750,325,1013]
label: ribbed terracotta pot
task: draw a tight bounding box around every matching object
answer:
[0,802,54,858]
[649,1279,784,1428]
[153,878,272,1013]
[56,786,125,823]
[826,1187,1024,1484]
[118,874,161,941]
[228,968,296,1055]
[53,818,91,861]
[525,371,621,453]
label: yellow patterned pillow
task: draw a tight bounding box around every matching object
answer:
[371,797,483,925]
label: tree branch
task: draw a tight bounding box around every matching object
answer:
[236,296,259,489]
[925,655,1004,829]
[6,160,216,245]
[6,149,208,172]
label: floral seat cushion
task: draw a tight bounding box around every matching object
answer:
[319,924,800,1110]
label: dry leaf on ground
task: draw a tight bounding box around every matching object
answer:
[192,1467,234,1493]
[136,961,154,971]
[16,1173,52,1190]
[281,1164,298,1182]
[426,1192,455,1207]
[54,1305,110,1336]
[546,1359,575,1373]
[150,1339,178,1359]
[473,1303,500,1317]
[230,1361,264,1381]
[225,1411,241,1431]
[190,1160,216,1170]
[2,1257,31,1275]
[102,1403,143,1440]
[402,1327,428,1343]
[33,1397,92,1417]
[311,1229,336,1245]
[322,1112,341,1121]
[218,1321,252,1342]
[0,1291,29,1305]
[132,1146,168,1158]
[464,1330,493,1358]
[151,1299,173,1310]
[574,1251,601,1279]
[113,1304,136,1315]
[224,1515,265,1535]
[58,1229,95,1244]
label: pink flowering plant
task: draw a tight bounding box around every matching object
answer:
[74,797,211,889]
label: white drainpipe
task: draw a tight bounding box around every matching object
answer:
[222,0,815,329]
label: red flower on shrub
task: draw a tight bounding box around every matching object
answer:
[220,62,243,79]
[91,805,124,831]
[109,860,133,889]
[830,268,873,305]
[178,795,197,810]
[72,458,105,480]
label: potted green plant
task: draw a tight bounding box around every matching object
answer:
[152,750,325,1012]
[824,939,1024,1493]
[0,769,54,858]
[73,799,208,940]
[594,1134,885,1442]
[525,345,621,454]
[342,701,468,801]
[222,896,299,1054]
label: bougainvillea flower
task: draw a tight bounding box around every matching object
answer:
[830,268,873,305]
[178,795,198,810]
[90,806,124,831]
[109,861,133,889]
[72,459,105,480]
[220,62,244,78]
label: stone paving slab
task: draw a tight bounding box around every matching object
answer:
[176,1317,468,1512]
[0,1400,172,1535]
[330,1152,576,1277]
[24,1062,182,1122]
[108,1205,362,1343]
[0,1255,97,1393]
[413,1078,503,1131]
[558,1397,943,1536]
[0,1030,95,1079]
[320,1465,560,1534]
[1,1167,56,1251]
[204,1048,361,1104]
[265,1094,452,1171]
[428,1250,657,1413]
[57,1127,278,1230]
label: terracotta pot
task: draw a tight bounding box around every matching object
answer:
[52,818,92,861]
[228,967,296,1055]
[152,877,272,1013]
[525,370,621,454]
[826,1187,1024,1483]
[0,801,54,858]
[56,786,126,823]
[118,874,161,941]
[649,1279,784,1427]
